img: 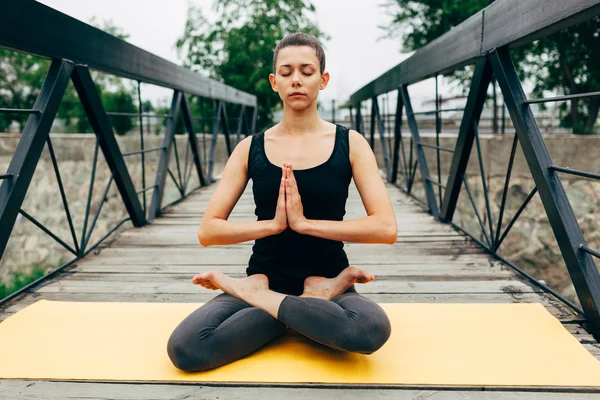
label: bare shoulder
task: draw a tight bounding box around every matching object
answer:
[348,129,372,166]
[232,135,254,157]
[222,135,254,174]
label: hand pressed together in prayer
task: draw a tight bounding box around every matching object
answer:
[272,163,308,234]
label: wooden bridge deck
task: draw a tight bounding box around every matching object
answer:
[1,181,599,399]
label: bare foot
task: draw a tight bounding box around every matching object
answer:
[192,271,269,301]
[301,266,374,301]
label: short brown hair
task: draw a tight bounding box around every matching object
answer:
[273,32,325,75]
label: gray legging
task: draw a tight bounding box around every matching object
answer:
[166,286,392,372]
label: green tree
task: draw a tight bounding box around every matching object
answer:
[176,0,328,131]
[0,19,138,135]
[0,50,50,132]
[381,0,600,134]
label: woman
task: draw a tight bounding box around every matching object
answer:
[167,32,397,372]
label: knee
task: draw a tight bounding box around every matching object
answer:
[339,314,392,354]
[166,329,215,372]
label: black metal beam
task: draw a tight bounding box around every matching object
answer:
[490,46,600,341]
[374,97,391,180]
[348,0,600,104]
[0,1,256,107]
[355,102,363,133]
[148,91,182,221]
[236,105,246,144]
[369,99,376,149]
[71,66,147,227]
[207,101,223,183]
[0,108,41,115]
[220,103,233,156]
[440,56,493,222]
[400,85,439,218]
[0,59,73,260]
[180,94,207,187]
[525,91,600,104]
[390,89,404,184]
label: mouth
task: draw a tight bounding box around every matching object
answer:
[289,92,305,97]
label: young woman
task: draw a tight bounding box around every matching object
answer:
[167,32,397,372]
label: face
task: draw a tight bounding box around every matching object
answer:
[269,45,330,110]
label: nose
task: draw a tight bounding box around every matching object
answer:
[292,71,302,86]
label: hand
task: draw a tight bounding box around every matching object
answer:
[284,163,308,232]
[270,165,288,234]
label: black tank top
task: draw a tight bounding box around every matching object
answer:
[246,124,353,295]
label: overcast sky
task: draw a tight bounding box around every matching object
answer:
[38,0,445,107]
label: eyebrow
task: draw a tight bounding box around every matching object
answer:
[279,64,315,68]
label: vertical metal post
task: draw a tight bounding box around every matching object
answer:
[501,102,506,134]
[374,97,391,180]
[390,88,404,184]
[180,94,207,187]
[0,60,74,260]
[435,74,442,208]
[71,65,147,226]
[250,105,257,135]
[490,47,600,340]
[147,90,182,221]
[137,81,147,213]
[331,99,336,124]
[440,56,493,222]
[236,105,246,144]
[355,102,362,132]
[207,101,223,183]
[220,103,233,156]
[401,85,440,218]
[369,98,376,149]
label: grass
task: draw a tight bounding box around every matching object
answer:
[0,266,50,300]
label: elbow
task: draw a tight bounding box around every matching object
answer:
[383,220,397,244]
[197,225,213,247]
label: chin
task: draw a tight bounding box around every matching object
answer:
[284,98,315,111]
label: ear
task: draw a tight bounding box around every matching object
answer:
[269,73,278,92]
[319,71,330,90]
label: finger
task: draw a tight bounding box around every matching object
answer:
[288,167,299,198]
[279,178,285,205]
[286,179,294,201]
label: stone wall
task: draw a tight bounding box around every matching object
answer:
[0,133,240,286]
[369,133,600,308]
[1,132,599,308]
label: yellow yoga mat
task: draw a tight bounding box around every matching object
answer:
[1,300,599,387]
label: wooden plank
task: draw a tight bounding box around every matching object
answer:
[109,233,476,247]
[72,262,505,275]
[55,270,517,283]
[32,278,536,295]
[124,224,463,238]
[79,247,490,265]
[2,291,579,323]
[78,253,494,266]
[2,381,600,399]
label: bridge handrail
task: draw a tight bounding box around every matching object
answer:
[0,1,257,306]
[349,0,600,104]
[0,0,256,107]
[345,0,600,342]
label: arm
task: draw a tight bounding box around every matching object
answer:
[198,136,285,246]
[293,130,397,244]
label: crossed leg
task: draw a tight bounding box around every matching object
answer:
[167,267,392,372]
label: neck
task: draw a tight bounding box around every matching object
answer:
[279,102,323,136]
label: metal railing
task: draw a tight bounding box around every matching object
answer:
[0,1,257,305]
[347,0,600,340]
